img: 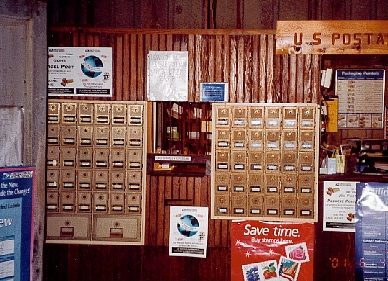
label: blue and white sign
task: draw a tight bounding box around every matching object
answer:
[0,167,34,281]
[200,83,229,102]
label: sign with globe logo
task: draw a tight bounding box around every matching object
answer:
[48,47,112,97]
[169,206,208,258]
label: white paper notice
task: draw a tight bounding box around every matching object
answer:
[169,206,208,258]
[147,51,188,101]
[0,107,23,167]
[323,181,357,232]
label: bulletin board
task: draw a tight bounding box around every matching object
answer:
[336,69,385,129]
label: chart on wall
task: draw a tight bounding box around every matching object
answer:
[48,47,113,97]
[336,69,385,129]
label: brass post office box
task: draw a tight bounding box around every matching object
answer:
[215,129,230,149]
[47,146,60,167]
[281,174,297,194]
[231,129,246,149]
[128,104,143,125]
[215,150,230,170]
[248,151,264,172]
[265,152,281,173]
[127,149,143,169]
[265,107,281,128]
[46,192,59,212]
[93,216,140,241]
[297,195,314,218]
[298,174,315,194]
[128,127,143,147]
[77,170,93,189]
[93,170,109,190]
[232,106,247,127]
[61,147,76,168]
[282,107,298,128]
[231,173,247,193]
[61,102,77,124]
[110,193,125,213]
[214,172,230,193]
[48,102,60,123]
[94,103,110,124]
[111,126,127,146]
[110,148,126,169]
[126,193,142,213]
[248,174,264,193]
[299,130,315,151]
[248,195,264,216]
[78,126,93,146]
[60,169,76,189]
[215,107,230,127]
[231,151,247,172]
[94,126,110,146]
[93,192,109,212]
[78,102,94,124]
[60,191,76,212]
[78,192,92,212]
[265,174,280,193]
[47,124,60,145]
[299,152,314,173]
[78,147,93,168]
[94,148,110,168]
[231,194,247,216]
[248,130,264,150]
[248,107,264,128]
[127,171,142,191]
[282,131,297,151]
[60,125,77,146]
[110,171,126,190]
[299,107,315,129]
[46,215,91,240]
[281,195,297,217]
[282,152,297,173]
[265,131,281,150]
[264,195,280,217]
[214,194,230,216]
[46,169,59,189]
[112,104,127,125]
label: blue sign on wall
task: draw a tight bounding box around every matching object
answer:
[0,167,34,281]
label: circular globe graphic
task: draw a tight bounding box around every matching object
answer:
[177,214,199,237]
[81,55,103,78]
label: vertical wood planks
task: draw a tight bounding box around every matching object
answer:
[123,34,130,100]
[115,35,123,100]
[266,34,274,102]
[259,34,267,102]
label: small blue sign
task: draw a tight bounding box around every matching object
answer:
[200,83,228,102]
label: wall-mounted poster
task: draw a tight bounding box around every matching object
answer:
[48,47,112,97]
[0,167,34,281]
[200,83,229,102]
[169,206,208,258]
[336,69,385,129]
[355,182,388,280]
[323,181,357,232]
[231,220,314,281]
[147,51,188,101]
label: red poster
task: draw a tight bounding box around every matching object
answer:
[231,220,314,281]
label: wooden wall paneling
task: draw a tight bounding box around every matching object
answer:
[278,0,309,20]
[115,35,123,100]
[266,34,275,102]
[188,34,196,101]
[377,0,388,19]
[215,0,238,28]
[122,34,130,100]
[130,33,137,100]
[244,36,252,103]
[144,33,152,101]
[280,54,289,102]
[172,176,181,199]
[137,34,145,101]
[200,36,209,88]
[273,53,282,102]
[208,35,216,86]
[312,54,320,103]
[195,35,203,101]
[163,176,173,246]
[229,36,237,102]
[259,34,267,102]
[215,35,223,82]
[78,31,86,47]
[351,0,373,19]
[303,54,312,102]
[296,55,304,102]
[251,35,259,102]
[223,35,230,95]
[237,36,245,102]
[157,175,166,246]
[71,30,79,47]
[288,54,297,102]
[147,175,158,245]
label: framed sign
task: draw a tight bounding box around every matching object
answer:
[200,83,228,102]
[48,47,113,97]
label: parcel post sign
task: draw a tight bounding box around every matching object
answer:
[276,20,388,55]
[231,220,314,281]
